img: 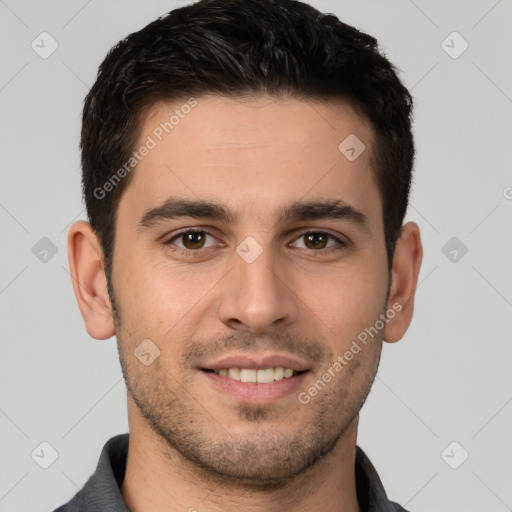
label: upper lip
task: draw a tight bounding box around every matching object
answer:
[201,353,311,372]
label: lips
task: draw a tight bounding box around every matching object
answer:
[201,353,311,373]
[202,368,309,402]
[199,352,312,402]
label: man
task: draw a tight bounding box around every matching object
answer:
[57,0,422,510]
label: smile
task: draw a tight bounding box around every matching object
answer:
[204,367,303,383]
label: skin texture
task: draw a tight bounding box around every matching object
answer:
[68,95,422,512]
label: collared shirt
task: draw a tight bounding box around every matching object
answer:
[52,433,411,512]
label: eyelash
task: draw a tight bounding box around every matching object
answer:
[163,228,348,257]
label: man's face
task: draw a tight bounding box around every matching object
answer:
[111,95,389,487]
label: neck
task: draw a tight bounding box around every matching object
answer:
[121,398,361,512]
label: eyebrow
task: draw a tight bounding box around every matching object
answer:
[138,196,370,232]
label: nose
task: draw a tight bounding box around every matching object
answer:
[217,240,300,334]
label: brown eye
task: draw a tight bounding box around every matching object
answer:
[181,231,207,250]
[303,232,329,249]
[291,231,346,251]
[165,230,217,253]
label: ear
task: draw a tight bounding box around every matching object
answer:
[67,220,115,339]
[383,221,423,343]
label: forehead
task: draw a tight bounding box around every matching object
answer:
[144,95,373,160]
[120,94,381,229]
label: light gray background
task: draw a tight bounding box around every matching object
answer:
[1,1,511,511]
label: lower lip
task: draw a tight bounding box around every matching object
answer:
[202,371,309,403]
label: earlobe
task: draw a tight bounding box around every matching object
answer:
[383,222,423,343]
[67,220,116,340]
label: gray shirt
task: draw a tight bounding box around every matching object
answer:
[52,434,410,512]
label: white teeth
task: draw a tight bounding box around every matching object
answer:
[240,368,257,383]
[213,367,301,383]
[228,368,241,381]
[256,368,274,384]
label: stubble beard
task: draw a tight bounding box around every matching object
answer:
[110,282,385,490]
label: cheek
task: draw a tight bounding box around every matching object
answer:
[300,256,388,338]
[118,253,221,333]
